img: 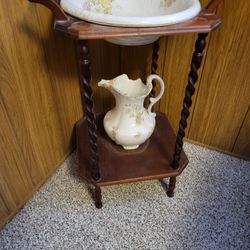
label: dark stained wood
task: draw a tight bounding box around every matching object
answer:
[150,39,160,100]
[94,186,102,209]
[172,33,208,169]
[78,40,100,181]
[76,112,189,187]
[55,12,221,40]
[28,0,68,20]
[167,177,176,197]
[206,0,224,13]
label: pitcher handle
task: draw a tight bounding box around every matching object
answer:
[147,75,165,116]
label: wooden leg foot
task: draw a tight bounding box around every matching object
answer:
[94,186,102,209]
[167,177,176,198]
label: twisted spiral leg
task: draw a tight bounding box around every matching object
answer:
[167,176,176,197]
[94,186,102,209]
[172,33,208,169]
[150,39,160,99]
[78,40,101,181]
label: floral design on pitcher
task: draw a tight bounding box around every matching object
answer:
[83,0,114,14]
[134,132,141,139]
[98,74,165,150]
[125,104,144,126]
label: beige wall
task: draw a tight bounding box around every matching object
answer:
[0,0,249,227]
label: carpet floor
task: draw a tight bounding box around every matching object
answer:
[0,143,249,250]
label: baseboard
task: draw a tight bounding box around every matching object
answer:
[184,138,250,161]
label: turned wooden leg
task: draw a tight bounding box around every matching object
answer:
[78,40,101,181]
[172,33,208,169]
[167,177,176,197]
[94,186,102,209]
[152,40,167,192]
[150,38,160,100]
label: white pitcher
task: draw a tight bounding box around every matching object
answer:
[98,74,165,150]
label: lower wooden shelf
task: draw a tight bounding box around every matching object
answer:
[76,112,189,187]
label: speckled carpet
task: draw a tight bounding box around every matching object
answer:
[0,143,249,250]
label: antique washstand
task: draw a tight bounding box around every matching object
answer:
[28,0,223,208]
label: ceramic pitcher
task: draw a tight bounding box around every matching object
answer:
[98,74,165,150]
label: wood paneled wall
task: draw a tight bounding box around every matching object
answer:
[0,1,82,226]
[0,0,249,227]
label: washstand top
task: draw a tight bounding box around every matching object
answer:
[29,0,223,40]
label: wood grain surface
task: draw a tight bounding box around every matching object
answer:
[0,0,249,227]
[77,113,189,187]
[0,0,81,227]
[188,0,250,151]
[63,12,221,39]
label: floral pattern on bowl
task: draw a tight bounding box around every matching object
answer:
[83,0,114,14]
[83,0,177,15]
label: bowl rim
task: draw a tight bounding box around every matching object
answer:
[61,0,202,27]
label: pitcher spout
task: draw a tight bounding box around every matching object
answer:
[98,79,112,89]
[98,78,122,100]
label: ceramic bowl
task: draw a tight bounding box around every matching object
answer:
[61,0,201,45]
